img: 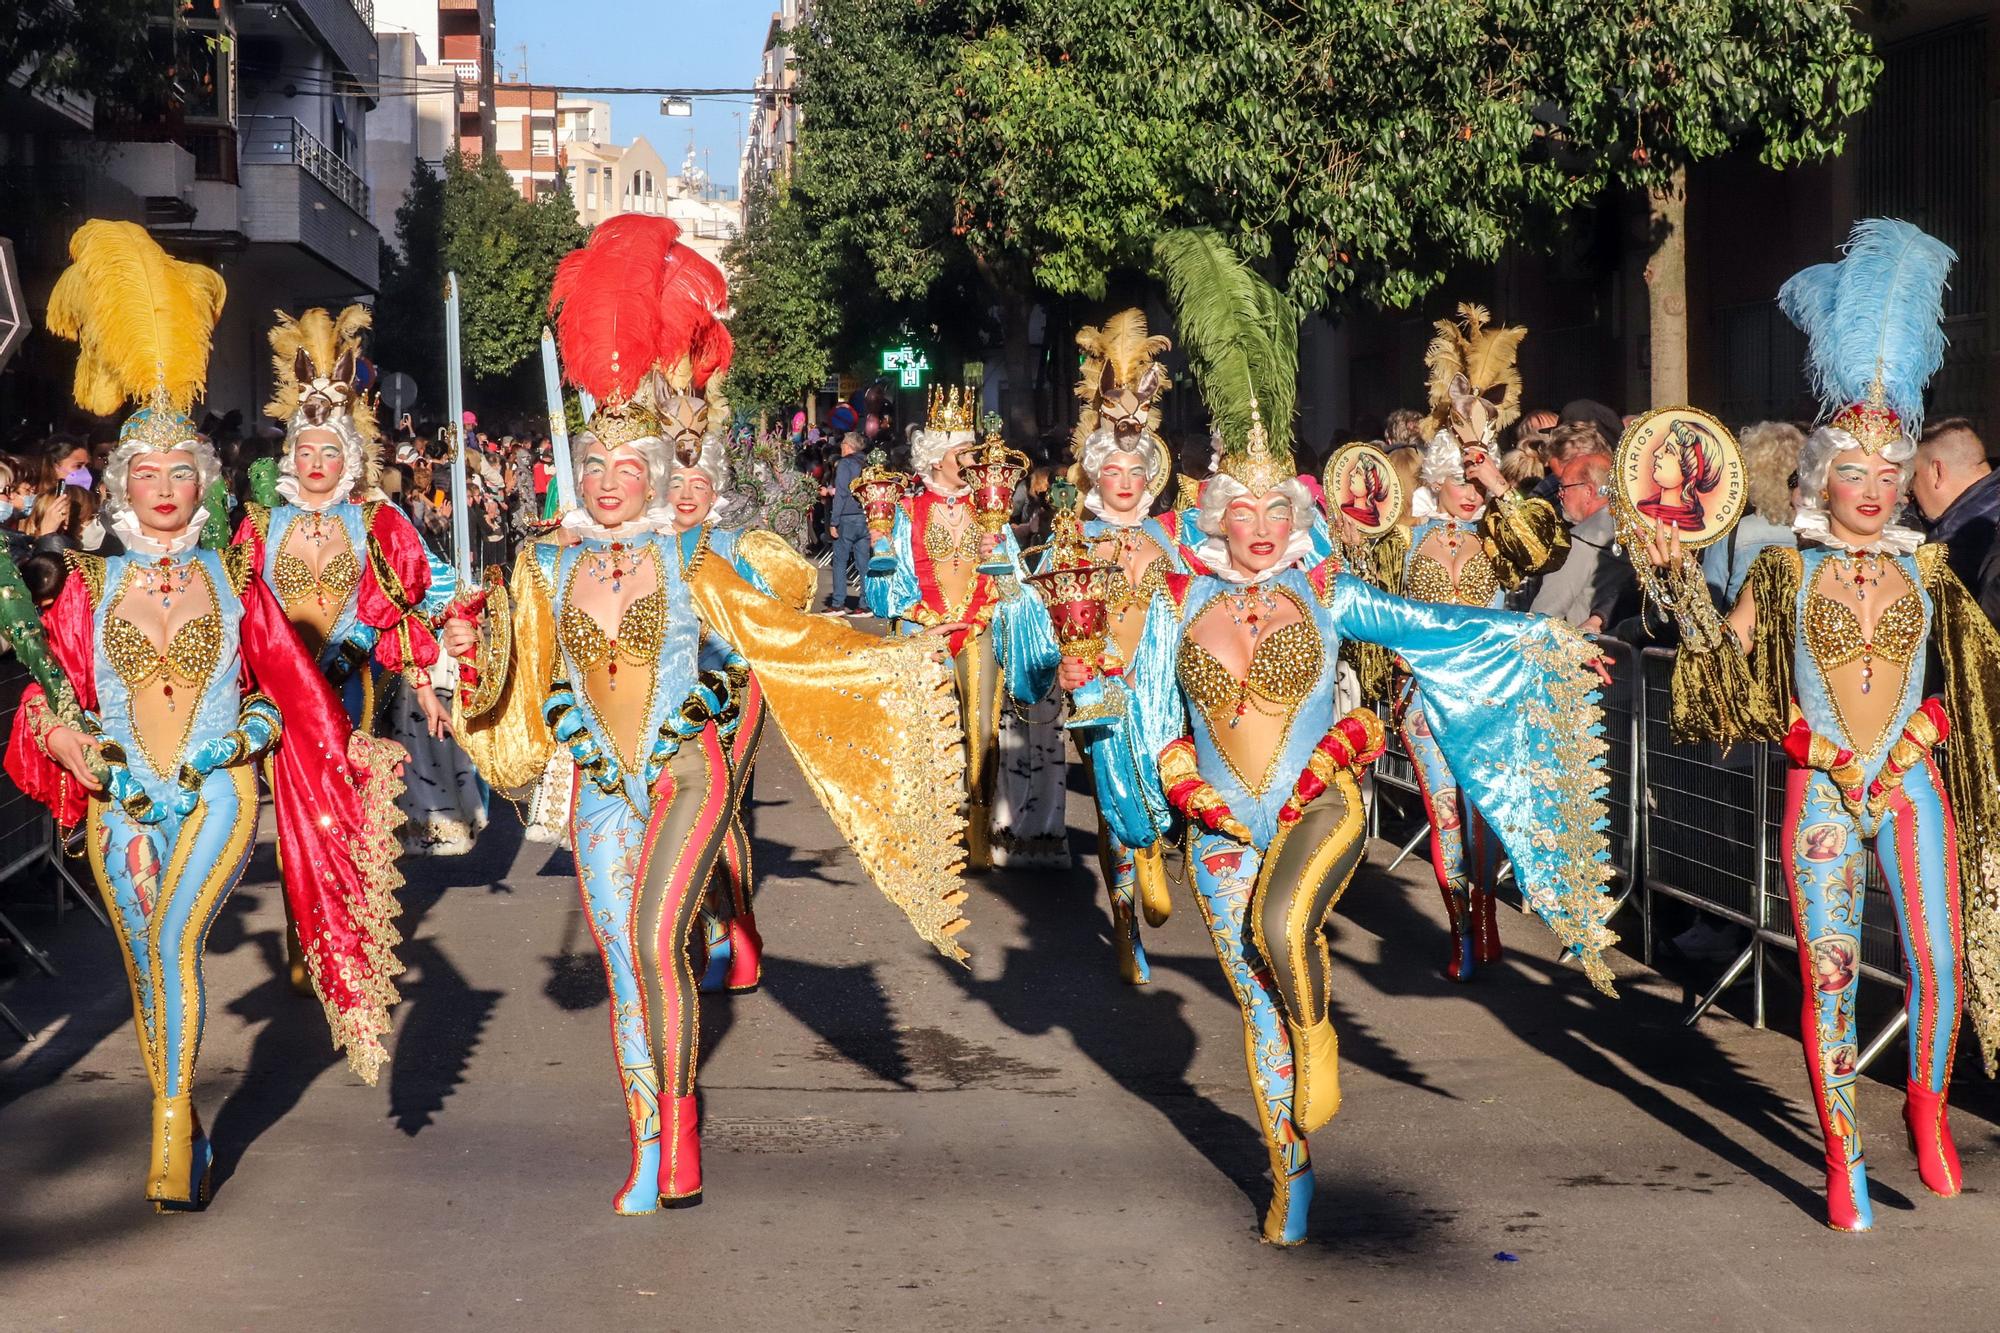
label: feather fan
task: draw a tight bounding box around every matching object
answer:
[1152,228,1296,455]
[549,214,678,402]
[1778,217,1955,432]
[46,220,226,416]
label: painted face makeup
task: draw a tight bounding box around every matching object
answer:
[668,468,716,531]
[1223,493,1295,575]
[127,450,202,540]
[1823,448,1904,544]
[578,446,652,527]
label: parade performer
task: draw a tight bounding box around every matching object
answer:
[1347,306,1570,980]
[660,352,818,994]
[5,221,408,1210]
[233,305,447,742]
[864,386,1026,869]
[1058,230,1617,1245]
[996,310,1194,983]
[447,214,968,1214]
[1661,220,2000,1232]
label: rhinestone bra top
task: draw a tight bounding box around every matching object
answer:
[273,547,360,608]
[559,588,667,670]
[103,611,223,690]
[1177,618,1324,714]
[1803,587,1925,671]
[1406,549,1499,608]
[923,514,984,564]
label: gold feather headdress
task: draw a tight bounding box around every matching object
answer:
[45,220,226,451]
[1072,310,1171,448]
[1422,303,1526,444]
[267,304,382,492]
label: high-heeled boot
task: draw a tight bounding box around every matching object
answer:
[1471,885,1503,965]
[1134,843,1173,928]
[146,1094,211,1212]
[1823,1139,1874,1232]
[1439,878,1475,981]
[612,1065,662,1215]
[724,911,763,992]
[659,1092,702,1206]
[1904,1081,1963,1198]
[1287,1014,1342,1134]
[1111,900,1150,986]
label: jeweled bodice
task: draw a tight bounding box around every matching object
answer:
[93,549,244,791]
[1404,519,1500,609]
[263,502,368,666]
[1794,547,1933,773]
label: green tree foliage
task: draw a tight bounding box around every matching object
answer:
[1,0,175,103]
[769,1,1876,426]
[721,180,837,422]
[443,153,589,385]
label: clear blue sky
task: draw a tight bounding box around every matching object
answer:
[493,1,775,198]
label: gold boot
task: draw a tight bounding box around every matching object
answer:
[1134,843,1173,928]
[1288,1015,1343,1135]
[146,1094,211,1211]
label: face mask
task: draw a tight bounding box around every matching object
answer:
[64,467,92,489]
[0,500,14,522]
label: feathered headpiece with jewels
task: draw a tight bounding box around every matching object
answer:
[46,219,226,453]
[652,220,732,457]
[1778,218,1955,456]
[1073,309,1171,448]
[1154,228,1297,494]
[267,304,381,496]
[1422,303,1525,445]
[550,214,677,450]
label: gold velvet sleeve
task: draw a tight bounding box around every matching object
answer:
[1480,493,1570,588]
[685,545,973,960]
[458,545,559,794]
[1921,548,2000,1075]
[1670,545,1794,746]
[1340,528,1405,705]
[735,528,818,611]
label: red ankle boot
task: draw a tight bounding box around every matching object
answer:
[1440,879,1474,981]
[659,1093,702,1206]
[724,912,763,992]
[1471,886,1503,964]
[1824,1146,1875,1231]
[1904,1082,1962,1198]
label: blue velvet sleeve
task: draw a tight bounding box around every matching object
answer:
[417,546,459,619]
[864,507,918,627]
[1331,574,1619,993]
[710,527,777,598]
[1085,592,1184,851]
[992,540,1060,703]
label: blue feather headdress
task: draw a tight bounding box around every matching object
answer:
[1776,218,1955,455]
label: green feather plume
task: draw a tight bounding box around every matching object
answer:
[248,456,280,509]
[199,478,231,549]
[1152,228,1298,457]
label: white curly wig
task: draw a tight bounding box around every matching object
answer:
[277,418,369,508]
[1792,423,1921,550]
[568,428,676,531]
[912,427,977,478]
[1079,428,1167,511]
[1193,473,1317,537]
[101,435,222,525]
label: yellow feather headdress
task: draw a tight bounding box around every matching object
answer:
[1422,303,1526,441]
[1071,308,1172,453]
[267,304,381,491]
[45,220,226,449]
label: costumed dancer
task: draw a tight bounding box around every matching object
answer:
[388,542,488,855]
[5,221,408,1209]
[1347,306,1570,980]
[995,310,1193,983]
[445,214,969,1213]
[1661,220,2000,1232]
[864,387,1027,869]
[655,281,820,994]
[1060,231,1617,1245]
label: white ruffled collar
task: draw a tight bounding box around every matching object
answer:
[1793,508,1925,558]
[1083,492,1148,526]
[924,477,971,501]
[560,504,674,543]
[1410,486,1485,524]
[1195,528,1317,586]
[112,506,209,558]
[276,474,356,511]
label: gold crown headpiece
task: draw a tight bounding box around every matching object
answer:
[586,393,666,451]
[926,384,975,433]
[1218,399,1290,494]
[1827,379,1904,457]
[117,390,205,453]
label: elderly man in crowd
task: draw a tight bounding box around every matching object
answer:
[1529,438,1629,633]
[1911,416,1998,626]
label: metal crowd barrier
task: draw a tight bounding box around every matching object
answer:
[1372,635,1912,1074]
[0,653,104,1042]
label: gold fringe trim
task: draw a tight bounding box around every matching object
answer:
[1511,621,1619,995]
[304,730,411,1084]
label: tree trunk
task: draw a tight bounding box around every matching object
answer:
[1644,169,1689,410]
[997,285,1038,447]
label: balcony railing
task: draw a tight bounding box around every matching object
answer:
[241,115,369,216]
[346,0,375,26]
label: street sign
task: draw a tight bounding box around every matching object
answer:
[880,344,930,389]
[379,370,418,418]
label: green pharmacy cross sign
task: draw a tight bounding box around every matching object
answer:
[880,345,931,389]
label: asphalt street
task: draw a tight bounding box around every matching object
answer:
[4,732,1999,1331]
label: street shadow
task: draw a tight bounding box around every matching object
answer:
[762,954,914,1089]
